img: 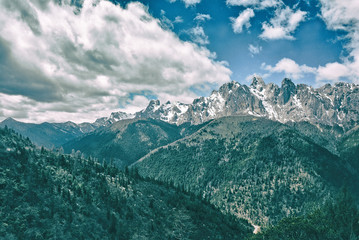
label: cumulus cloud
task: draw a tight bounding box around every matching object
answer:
[170,0,202,7]
[0,0,231,123]
[259,0,359,84]
[262,58,316,80]
[316,0,359,83]
[194,13,211,23]
[248,44,262,56]
[226,0,281,9]
[188,26,210,45]
[316,62,351,83]
[186,13,211,45]
[260,6,307,40]
[160,10,183,29]
[230,8,255,34]
[174,16,184,23]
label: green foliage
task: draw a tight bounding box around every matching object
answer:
[249,190,359,240]
[0,127,252,239]
[63,119,204,168]
[135,116,359,226]
[339,126,359,176]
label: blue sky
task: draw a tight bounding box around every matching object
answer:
[0,0,358,123]
[138,0,346,85]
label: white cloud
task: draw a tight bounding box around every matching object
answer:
[194,13,211,23]
[187,14,211,45]
[174,16,184,23]
[320,0,359,31]
[316,62,351,83]
[183,0,202,7]
[226,0,281,9]
[230,8,255,34]
[260,6,307,40]
[263,58,316,80]
[259,1,359,84]
[0,0,231,123]
[170,0,202,7]
[248,44,262,55]
[188,26,210,45]
[316,0,359,84]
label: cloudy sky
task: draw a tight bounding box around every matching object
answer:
[0,0,358,123]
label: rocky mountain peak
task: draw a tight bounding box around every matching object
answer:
[3,77,359,139]
[146,99,161,111]
[281,78,295,88]
[109,111,135,121]
[250,76,266,90]
[217,81,241,100]
[280,78,296,105]
[136,77,358,130]
[2,117,17,123]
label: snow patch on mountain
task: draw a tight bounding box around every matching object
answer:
[249,87,278,120]
[114,77,359,130]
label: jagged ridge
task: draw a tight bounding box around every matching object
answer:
[137,77,359,130]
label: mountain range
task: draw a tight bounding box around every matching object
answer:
[2,77,358,149]
[0,111,134,148]
[137,77,359,130]
[62,119,205,168]
[2,77,359,230]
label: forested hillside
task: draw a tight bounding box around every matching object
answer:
[0,126,253,239]
[0,118,85,148]
[249,191,359,239]
[63,119,207,168]
[134,116,359,226]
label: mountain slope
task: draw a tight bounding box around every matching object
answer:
[338,125,359,170]
[249,192,359,240]
[0,111,134,148]
[133,116,359,226]
[63,118,207,168]
[0,117,84,148]
[285,121,344,155]
[0,126,253,239]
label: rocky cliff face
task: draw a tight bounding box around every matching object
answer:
[137,77,359,130]
[135,100,189,123]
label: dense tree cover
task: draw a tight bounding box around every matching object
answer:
[248,191,359,240]
[339,126,359,173]
[286,121,344,155]
[134,116,359,226]
[63,119,207,168]
[0,127,253,239]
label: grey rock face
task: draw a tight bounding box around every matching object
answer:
[137,77,359,130]
[280,78,296,105]
[89,111,135,129]
[135,100,190,123]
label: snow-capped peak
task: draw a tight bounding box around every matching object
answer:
[117,77,359,129]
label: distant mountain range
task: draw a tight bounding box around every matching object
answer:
[2,77,359,148]
[0,111,134,148]
[62,119,205,168]
[137,77,359,130]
